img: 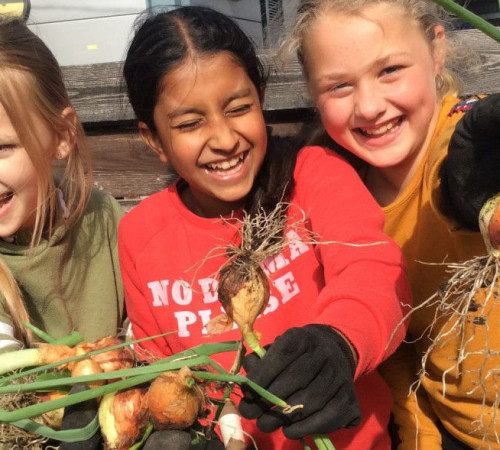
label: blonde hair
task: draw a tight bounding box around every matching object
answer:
[280,0,463,99]
[0,17,92,246]
[0,258,33,347]
[0,18,92,346]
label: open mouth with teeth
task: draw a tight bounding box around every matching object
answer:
[356,117,403,137]
[0,192,13,208]
[205,151,248,175]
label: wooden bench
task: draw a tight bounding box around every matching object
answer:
[62,27,500,209]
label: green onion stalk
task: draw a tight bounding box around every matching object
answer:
[0,336,302,446]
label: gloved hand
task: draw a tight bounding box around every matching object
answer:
[143,430,191,450]
[59,384,101,450]
[239,324,361,440]
[440,94,500,231]
[143,429,225,450]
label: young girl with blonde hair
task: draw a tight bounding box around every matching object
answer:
[282,0,500,448]
[0,17,125,352]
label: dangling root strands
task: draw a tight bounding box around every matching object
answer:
[224,201,389,266]
[0,377,50,449]
[409,254,500,445]
[391,194,500,446]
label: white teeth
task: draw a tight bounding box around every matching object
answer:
[207,153,244,171]
[361,119,399,137]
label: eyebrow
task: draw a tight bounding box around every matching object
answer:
[168,107,203,119]
[167,88,253,119]
[222,88,253,108]
[315,52,409,83]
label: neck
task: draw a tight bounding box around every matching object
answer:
[179,184,243,218]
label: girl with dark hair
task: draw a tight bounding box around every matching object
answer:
[119,6,410,448]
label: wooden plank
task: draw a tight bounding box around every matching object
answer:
[86,131,170,201]
[454,29,500,93]
[64,27,500,125]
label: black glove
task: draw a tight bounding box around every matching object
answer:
[143,429,224,450]
[441,94,500,231]
[239,325,361,440]
[59,384,101,450]
[143,430,191,450]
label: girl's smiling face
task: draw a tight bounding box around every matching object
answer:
[303,3,446,175]
[140,52,267,218]
[0,101,43,238]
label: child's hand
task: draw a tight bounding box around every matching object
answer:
[441,94,500,231]
[239,325,361,440]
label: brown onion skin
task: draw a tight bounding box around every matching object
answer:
[37,392,67,429]
[76,336,135,373]
[70,358,105,388]
[147,367,205,430]
[38,344,76,367]
[101,388,148,450]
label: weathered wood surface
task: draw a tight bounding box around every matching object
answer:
[70,27,500,206]
[64,27,500,125]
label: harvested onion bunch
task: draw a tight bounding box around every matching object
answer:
[1,339,280,446]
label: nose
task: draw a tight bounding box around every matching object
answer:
[208,117,239,153]
[354,82,387,121]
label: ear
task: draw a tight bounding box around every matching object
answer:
[138,121,169,164]
[53,106,77,160]
[432,25,446,75]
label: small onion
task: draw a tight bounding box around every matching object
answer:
[99,388,148,450]
[70,357,105,389]
[147,366,205,430]
[76,336,135,373]
[218,259,270,336]
[37,391,67,429]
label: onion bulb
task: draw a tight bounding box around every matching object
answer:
[70,356,105,389]
[37,391,67,429]
[217,258,269,337]
[98,387,148,450]
[75,336,135,373]
[147,366,205,430]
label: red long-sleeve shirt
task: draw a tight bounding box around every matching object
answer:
[119,146,411,449]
